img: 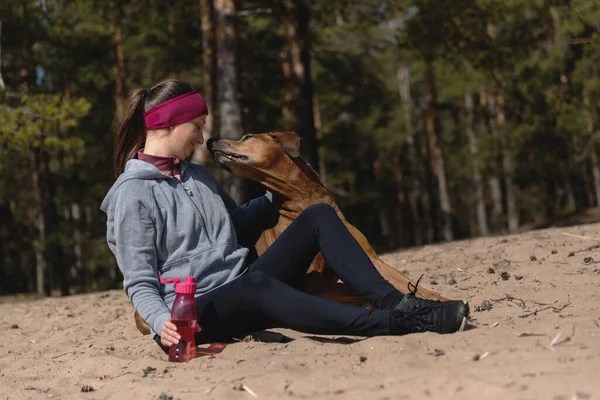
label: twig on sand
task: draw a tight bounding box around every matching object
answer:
[519,295,571,318]
[531,300,555,306]
[562,233,600,255]
[561,232,600,242]
[234,384,258,398]
[491,294,527,309]
[514,332,545,337]
[24,387,49,393]
[51,352,70,359]
[243,384,258,398]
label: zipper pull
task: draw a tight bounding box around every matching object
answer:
[182,183,193,197]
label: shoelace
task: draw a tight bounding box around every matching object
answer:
[407,274,424,296]
[395,306,441,332]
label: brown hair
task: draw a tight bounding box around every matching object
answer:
[114,79,197,176]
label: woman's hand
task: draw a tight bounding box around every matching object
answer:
[160,320,181,347]
[160,320,202,348]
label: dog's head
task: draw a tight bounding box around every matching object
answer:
[207,131,301,177]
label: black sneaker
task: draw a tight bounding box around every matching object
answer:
[391,276,469,335]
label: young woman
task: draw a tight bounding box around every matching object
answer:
[100,79,469,351]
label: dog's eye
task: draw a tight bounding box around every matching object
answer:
[241,135,252,141]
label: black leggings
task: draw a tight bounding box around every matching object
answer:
[159,203,402,346]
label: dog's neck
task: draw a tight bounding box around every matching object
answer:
[260,158,333,217]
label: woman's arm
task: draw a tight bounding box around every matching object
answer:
[218,187,277,237]
[107,187,172,335]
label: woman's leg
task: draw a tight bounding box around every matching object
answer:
[249,203,402,309]
[153,270,466,351]
[194,271,392,343]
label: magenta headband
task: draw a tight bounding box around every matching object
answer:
[145,92,208,130]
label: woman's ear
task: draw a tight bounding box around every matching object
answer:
[271,131,301,158]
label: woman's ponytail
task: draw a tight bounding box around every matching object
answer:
[114,89,148,176]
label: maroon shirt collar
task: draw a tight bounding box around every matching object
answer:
[137,149,181,178]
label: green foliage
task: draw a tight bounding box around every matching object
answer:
[0,94,90,152]
[2,0,600,294]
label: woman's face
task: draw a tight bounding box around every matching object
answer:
[169,115,207,159]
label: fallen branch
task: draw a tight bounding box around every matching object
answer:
[491,294,527,309]
[24,387,50,393]
[234,384,258,398]
[519,295,571,318]
[561,232,600,242]
[51,352,70,359]
[514,332,545,337]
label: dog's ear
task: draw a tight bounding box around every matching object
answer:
[270,131,301,158]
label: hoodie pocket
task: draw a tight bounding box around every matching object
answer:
[159,257,191,282]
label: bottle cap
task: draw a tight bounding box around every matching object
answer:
[175,276,196,294]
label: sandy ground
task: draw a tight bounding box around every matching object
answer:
[1,222,600,400]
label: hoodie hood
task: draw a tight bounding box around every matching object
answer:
[100,159,189,212]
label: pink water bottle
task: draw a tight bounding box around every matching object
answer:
[159,273,198,362]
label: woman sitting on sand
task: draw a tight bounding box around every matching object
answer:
[100,78,470,351]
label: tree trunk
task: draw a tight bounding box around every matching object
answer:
[550,7,586,212]
[215,0,246,204]
[31,147,48,295]
[373,157,392,247]
[63,73,78,294]
[62,72,72,102]
[280,0,319,171]
[590,146,600,208]
[392,153,408,247]
[0,20,6,90]
[109,1,126,121]
[29,143,61,295]
[313,96,327,185]
[481,87,503,231]
[495,93,519,232]
[584,88,600,206]
[424,59,453,241]
[465,93,489,236]
[21,13,49,294]
[40,146,64,295]
[20,3,37,93]
[279,11,296,128]
[193,0,216,166]
[70,203,84,293]
[415,129,430,243]
[396,66,422,245]
[483,25,507,232]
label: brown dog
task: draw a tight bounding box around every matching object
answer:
[209,131,449,303]
[133,131,449,335]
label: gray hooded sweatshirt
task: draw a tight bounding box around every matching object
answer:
[100,159,272,336]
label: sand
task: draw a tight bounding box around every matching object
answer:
[1,222,599,400]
